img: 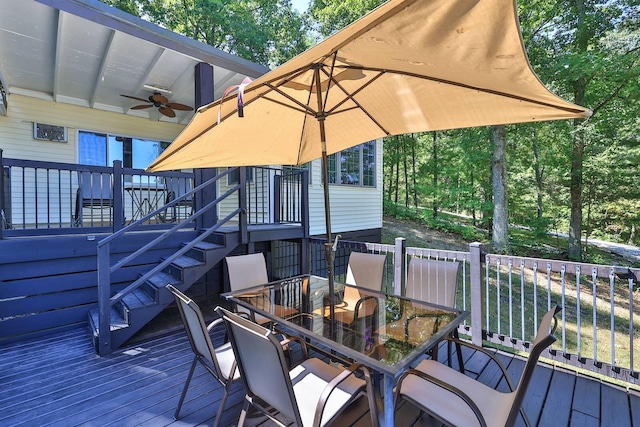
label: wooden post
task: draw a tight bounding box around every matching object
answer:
[194,63,217,230]
[112,160,124,231]
[301,169,310,238]
[239,167,248,244]
[274,174,281,223]
[393,237,406,295]
[300,170,310,275]
[0,148,5,238]
[469,242,484,346]
[97,241,111,355]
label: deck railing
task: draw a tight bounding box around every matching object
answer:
[0,151,307,238]
[308,237,640,384]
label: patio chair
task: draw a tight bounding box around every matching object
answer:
[162,177,193,222]
[395,305,561,427]
[225,253,298,324]
[216,306,380,427]
[166,285,239,427]
[327,252,386,325]
[405,258,464,370]
[73,171,113,226]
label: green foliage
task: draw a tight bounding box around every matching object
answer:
[102,0,309,67]
[309,0,385,36]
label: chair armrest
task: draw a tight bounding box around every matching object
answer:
[441,336,516,392]
[396,368,488,427]
[403,313,444,341]
[353,295,378,320]
[315,362,379,427]
[279,334,310,361]
[206,317,224,332]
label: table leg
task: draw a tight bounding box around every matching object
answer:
[382,374,395,426]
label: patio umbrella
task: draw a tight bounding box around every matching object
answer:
[148,0,591,312]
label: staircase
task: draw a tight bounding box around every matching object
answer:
[88,230,240,352]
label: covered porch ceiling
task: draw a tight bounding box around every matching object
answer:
[0,0,270,123]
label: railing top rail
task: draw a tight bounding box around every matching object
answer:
[406,246,472,261]
[484,251,640,279]
[97,168,235,247]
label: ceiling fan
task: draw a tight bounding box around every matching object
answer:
[120,92,193,118]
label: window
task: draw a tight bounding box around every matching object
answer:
[227,167,254,185]
[328,140,375,187]
[78,131,167,169]
[283,163,311,184]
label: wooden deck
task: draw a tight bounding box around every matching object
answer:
[2,315,639,427]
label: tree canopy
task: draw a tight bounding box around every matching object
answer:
[104,0,640,255]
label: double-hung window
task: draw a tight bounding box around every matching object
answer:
[328,140,375,186]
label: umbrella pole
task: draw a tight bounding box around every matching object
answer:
[320,148,336,329]
[314,63,337,331]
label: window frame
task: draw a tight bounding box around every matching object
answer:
[328,140,376,187]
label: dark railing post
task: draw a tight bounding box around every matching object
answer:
[301,169,309,238]
[393,237,406,295]
[274,174,281,223]
[97,241,111,355]
[112,160,124,231]
[470,242,484,346]
[0,148,4,239]
[239,167,248,244]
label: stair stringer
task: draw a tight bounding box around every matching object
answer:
[89,230,240,351]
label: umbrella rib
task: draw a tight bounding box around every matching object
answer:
[264,82,318,116]
[324,71,391,135]
[341,65,587,114]
[262,95,317,116]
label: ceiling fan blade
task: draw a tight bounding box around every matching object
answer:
[166,102,194,111]
[120,94,151,103]
[131,104,154,110]
[159,106,176,118]
[151,93,169,104]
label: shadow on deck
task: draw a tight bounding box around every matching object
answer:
[2,312,640,427]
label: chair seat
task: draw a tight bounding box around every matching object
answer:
[290,358,366,427]
[401,359,515,427]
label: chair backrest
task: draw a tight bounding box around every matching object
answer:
[216,306,301,425]
[506,305,560,426]
[406,258,460,307]
[166,177,193,203]
[78,171,113,205]
[167,285,224,375]
[345,252,386,291]
[226,253,269,292]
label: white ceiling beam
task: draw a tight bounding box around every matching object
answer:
[52,10,64,102]
[89,29,116,108]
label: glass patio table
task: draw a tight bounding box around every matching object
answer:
[222,275,469,426]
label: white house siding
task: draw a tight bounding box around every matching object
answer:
[0,95,184,162]
[308,138,383,237]
[0,95,184,226]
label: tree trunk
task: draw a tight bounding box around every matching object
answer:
[568,0,588,261]
[403,136,409,208]
[411,134,418,209]
[432,132,438,219]
[532,129,545,220]
[394,136,400,204]
[491,125,509,253]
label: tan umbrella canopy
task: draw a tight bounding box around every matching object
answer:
[148,0,590,333]
[149,0,590,173]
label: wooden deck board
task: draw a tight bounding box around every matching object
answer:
[600,384,632,427]
[1,325,637,427]
[537,368,577,426]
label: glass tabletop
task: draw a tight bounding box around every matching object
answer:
[222,275,469,377]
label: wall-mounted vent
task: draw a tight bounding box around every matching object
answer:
[33,123,67,142]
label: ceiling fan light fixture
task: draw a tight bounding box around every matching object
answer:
[143,84,172,94]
